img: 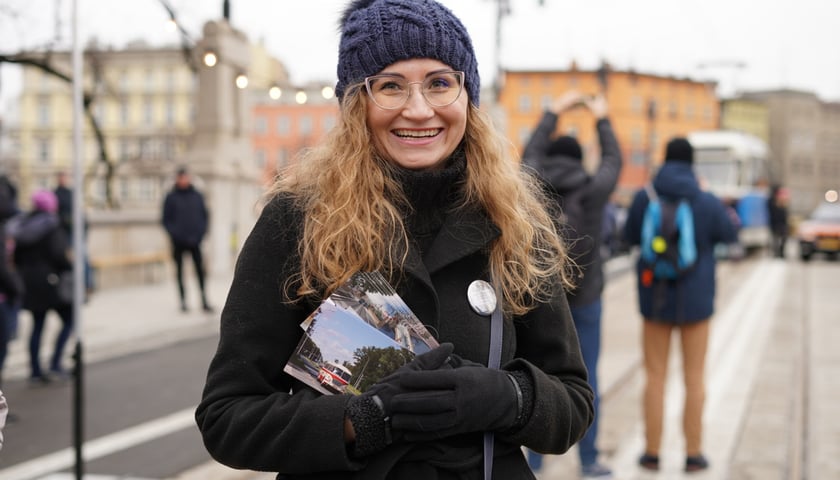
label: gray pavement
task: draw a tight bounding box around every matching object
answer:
[4,254,838,480]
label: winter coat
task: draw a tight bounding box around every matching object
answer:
[161,185,208,247]
[522,114,623,307]
[195,193,594,479]
[623,162,738,323]
[7,211,72,311]
[0,223,23,305]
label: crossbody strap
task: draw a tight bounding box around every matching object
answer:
[483,286,504,480]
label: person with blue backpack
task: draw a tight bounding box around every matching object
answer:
[623,137,737,473]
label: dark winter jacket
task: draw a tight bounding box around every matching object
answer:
[767,186,789,236]
[162,185,208,247]
[522,114,622,307]
[0,222,23,305]
[623,162,738,323]
[7,211,72,311]
[196,161,593,479]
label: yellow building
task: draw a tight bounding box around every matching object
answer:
[719,97,770,143]
[498,63,719,202]
[13,42,197,210]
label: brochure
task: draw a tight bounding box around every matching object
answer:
[283,271,439,395]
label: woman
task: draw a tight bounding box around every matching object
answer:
[8,189,73,384]
[195,1,593,478]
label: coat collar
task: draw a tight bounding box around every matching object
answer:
[403,204,500,281]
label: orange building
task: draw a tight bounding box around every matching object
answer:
[251,85,340,186]
[498,64,720,203]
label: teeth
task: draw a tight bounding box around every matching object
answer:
[394,129,438,138]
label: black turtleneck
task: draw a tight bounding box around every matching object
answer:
[394,148,467,256]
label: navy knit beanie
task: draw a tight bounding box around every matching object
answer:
[336,0,480,106]
[547,136,583,160]
[664,137,693,163]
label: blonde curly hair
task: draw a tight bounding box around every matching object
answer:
[268,85,571,316]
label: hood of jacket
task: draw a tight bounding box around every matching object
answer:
[652,162,702,200]
[539,155,589,193]
[6,211,59,245]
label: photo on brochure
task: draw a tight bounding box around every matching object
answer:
[284,271,439,395]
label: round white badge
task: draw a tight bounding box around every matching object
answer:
[467,280,497,316]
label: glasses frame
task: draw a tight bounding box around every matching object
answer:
[363,70,465,110]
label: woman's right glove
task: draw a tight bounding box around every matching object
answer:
[345,343,454,456]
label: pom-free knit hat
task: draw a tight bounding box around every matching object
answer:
[336,0,480,105]
[32,189,58,213]
[547,136,583,160]
[664,137,694,163]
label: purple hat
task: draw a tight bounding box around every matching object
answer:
[32,189,58,213]
[335,0,480,105]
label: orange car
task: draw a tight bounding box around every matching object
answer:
[797,200,840,261]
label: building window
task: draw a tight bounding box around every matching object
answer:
[539,95,552,111]
[322,115,337,132]
[165,102,174,126]
[121,99,130,126]
[518,95,532,114]
[166,71,175,92]
[144,99,154,126]
[120,71,129,92]
[276,116,291,136]
[145,69,155,92]
[686,104,695,120]
[254,116,267,135]
[37,98,50,127]
[631,96,643,115]
[254,149,266,168]
[120,138,131,161]
[300,116,313,136]
[37,138,51,163]
[277,148,289,169]
[669,101,678,119]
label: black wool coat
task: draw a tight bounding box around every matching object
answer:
[195,194,594,480]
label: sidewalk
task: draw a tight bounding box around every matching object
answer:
[3,270,233,383]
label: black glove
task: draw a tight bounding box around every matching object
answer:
[388,354,521,440]
[345,343,454,456]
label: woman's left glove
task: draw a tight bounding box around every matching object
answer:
[388,355,523,440]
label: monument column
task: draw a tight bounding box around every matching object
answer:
[182,19,261,275]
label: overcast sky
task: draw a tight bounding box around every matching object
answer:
[2,0,839,105]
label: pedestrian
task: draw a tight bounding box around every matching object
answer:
[623,137,738,473]
[53,170,94,295]
[0,175,23,391]
[161,167,212,312]
[767,184,789,258]
[195,1,594,478]
[7,189,74,384]
[521,90,622,478]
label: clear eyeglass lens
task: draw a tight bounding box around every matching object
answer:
[365,71,464,109]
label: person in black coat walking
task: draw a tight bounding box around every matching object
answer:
[195,1,594,478]
[162,167,211,312]
[522,90,622,478]
[7,189,73,384]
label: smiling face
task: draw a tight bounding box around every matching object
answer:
[365,59,469,171]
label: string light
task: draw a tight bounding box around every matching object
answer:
[203,51,218,67]
[161,2,334,103]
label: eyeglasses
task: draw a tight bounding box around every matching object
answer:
[364,71,465,110]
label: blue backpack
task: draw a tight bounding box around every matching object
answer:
[640,186,697,281]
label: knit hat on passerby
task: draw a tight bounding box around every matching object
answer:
[335,0,480,105]
[31,189,58,213]
[547,136,583,160]
[664,137,694,164]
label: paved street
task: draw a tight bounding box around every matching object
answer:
[0,252,837,480]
